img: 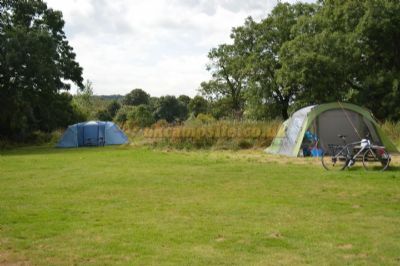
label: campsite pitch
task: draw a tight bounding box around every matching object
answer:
[0,147,399,265]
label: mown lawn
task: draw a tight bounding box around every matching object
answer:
[0,146,399,265]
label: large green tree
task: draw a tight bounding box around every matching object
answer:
[200,21,254,118]
[247,3,317,119]
[188,96,209,117]
[201,3,317,119]
[154,95,188,123]
[278,0,400,120]
[0,0,83,139]
[123,88,150,106]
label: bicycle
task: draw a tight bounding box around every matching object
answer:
[321,134,391,171]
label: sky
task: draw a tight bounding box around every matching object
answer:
[45,0,313,97]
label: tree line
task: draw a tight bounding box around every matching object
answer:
[200,0,400,120]
[74,86,211,128]
[1,0,399,141]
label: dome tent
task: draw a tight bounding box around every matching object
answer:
[57,121,128,148]
[266,102,398,157]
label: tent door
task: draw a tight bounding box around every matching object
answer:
[77,124,85,147]
[98,123,106,146]
[83,124,99,146]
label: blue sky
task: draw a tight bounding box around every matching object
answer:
[46,0,314,96]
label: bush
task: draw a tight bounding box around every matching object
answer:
[127,105,155,128]
[381,121,400,147]
[123,89,150,106]
[127,119,282,150]
[185,113,215,126]
[152,119,169,129]
[154,96,188,122]
[95,109,113,121]
[195,113,216,124]
[188,96,209,117]
[0,129,65,149]
[115,105,136,123]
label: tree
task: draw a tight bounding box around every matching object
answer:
[178,94,191,117]
[95,109,113,121]
[201,3,317,119]
[115,105,135,123]
[73,80,94,120]
[122,88,150,106]
[106,100,121,118]
[154,96,188,122]
[127,104,155,128]
[0,0,83,139]
[278,0,400,120]
[246,3,317,119]
[200,37,251,118]
[178,95,191,106]
[94,99,121,121]
[189,96,209,117]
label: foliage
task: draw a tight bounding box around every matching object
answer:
[381,121,400,147]
[201,4,317,119]
[154,95,188,123]
[131,119,281,150]
[123,88,150,106]
[152,119,168,128]
[249,3,317,119]
[208,98,235,119]
[201,0,400,121]
[97,95,124,101]
[278,0,400,120]
[95,109,113,121]
[188,96,209,117]
[72,81,121,122]
[114,105,136,123]
[177,95,191,106]
[200,41,249,118]
[73,80,94,120]
[106,100,121,118]
[94,100,121,121]
[0,0,83,139]
[193,113,215,124]
[126,104,155,128]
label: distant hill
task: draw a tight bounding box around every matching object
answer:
[94,95,124,101]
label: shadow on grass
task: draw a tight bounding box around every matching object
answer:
[344,165,400,172]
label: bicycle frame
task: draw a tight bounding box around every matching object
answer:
[323,135,390,171]
[331,139,371,167]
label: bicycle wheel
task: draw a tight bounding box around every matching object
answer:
[362,149,390,171]
[322,150,348,171]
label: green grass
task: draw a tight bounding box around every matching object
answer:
[0,147,400,265]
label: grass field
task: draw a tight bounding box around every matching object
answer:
[1,146,400,265]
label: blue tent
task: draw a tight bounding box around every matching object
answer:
[57,121,129,148]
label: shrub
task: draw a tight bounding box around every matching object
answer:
[127,119,282,150]
[189,96,209,117]
[195,113,216,124]
[381,121,400,147]
[115,105,136,123]
[95,109,113,121]
[152,119,169,129]
[127,105,155,128]
[154,96,188,122]
[123,89,150,106]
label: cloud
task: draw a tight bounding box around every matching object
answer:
[45,0,315,96]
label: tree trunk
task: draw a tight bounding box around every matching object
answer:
[281,99,289,120]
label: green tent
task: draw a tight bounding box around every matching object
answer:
[266,102,398,157]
